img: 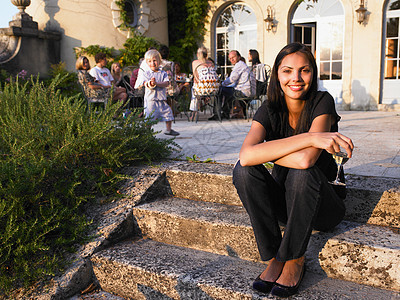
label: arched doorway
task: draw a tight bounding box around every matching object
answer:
[291,0,344,104]
[215,3,257,76]
[382,0,400,104]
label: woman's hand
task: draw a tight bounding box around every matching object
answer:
[116,86,126,93]
[310,132,354,158]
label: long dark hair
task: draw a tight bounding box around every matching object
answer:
[267,43,318,135]
[249,49,261,66]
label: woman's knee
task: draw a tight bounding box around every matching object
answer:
[285,167,321,194]
[233,161,267,187]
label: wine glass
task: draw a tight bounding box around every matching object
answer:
[329,151,349,186]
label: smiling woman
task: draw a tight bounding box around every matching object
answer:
[277,52,312,103]
[233,42,354,298]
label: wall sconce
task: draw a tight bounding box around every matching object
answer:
[355,0,367,24]
[264,6,275,32]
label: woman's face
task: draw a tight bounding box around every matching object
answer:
[83,58,90,70]
[175,64,181,74]
[248,52,252,62]
[277,52,312,102]
[113,63,121,73]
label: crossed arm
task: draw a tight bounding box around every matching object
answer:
[239,114,354,169]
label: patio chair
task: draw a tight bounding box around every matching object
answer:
[228,67,255,120]
[77,81,108,112]
[122,65,144,110]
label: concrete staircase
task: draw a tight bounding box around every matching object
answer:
[89,162,400,299]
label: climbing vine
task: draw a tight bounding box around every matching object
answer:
[167,0,216,72]
[115,0,132,31]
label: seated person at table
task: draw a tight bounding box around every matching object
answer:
[209,50,255,120]
[90,52,128,108]
[76,55,110,100]
[159,45,173,70]
[249,49,268,98]
[190,46,217,113]
[111,62,124,86]
[111,62,133,93]
[174,62,190,95]
[158,45,177,97]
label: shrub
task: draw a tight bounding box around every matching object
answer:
[46,62,80,98]
[0,75,176,294]
[119,34,160,66]
[73,34,160,68]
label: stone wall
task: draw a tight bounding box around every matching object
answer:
[0,13,61,78]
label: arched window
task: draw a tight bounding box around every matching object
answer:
[382,0,400,104]
[123,0,138,27]
[292,0,344,81]
[384,0,400,80]
[112,0,149,35]
[215,3,257,76]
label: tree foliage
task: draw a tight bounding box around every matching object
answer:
[167,0,215,72]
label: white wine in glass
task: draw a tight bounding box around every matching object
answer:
[330,151,349,186]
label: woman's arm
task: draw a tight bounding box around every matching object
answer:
[87,82,103,90]
[239,114,353,168]
[273,114,332,169]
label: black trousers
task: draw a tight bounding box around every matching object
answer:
[219,87,247,116]
[232,161,345,262]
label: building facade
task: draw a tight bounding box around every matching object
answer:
[26,0,168,72]
[23,0,400,110]
[204,0,400,110]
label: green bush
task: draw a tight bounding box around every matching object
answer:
[74,34,160,68]
[119,34,160,66]
[0,75,175,294]
[46,62,80,98]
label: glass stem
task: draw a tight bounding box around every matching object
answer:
[335,164,342,183]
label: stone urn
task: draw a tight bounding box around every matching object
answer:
[11,0,31,14]
[10,0,35,27]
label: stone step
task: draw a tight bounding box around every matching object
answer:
[132,196,400,291]
[133,196,258,261]
[165,163,240,206]
[91,238,400,299]
[165,163,400,228]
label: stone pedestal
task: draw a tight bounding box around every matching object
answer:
[0,1,61,78]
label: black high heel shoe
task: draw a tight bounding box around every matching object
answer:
[252,274,275,293]
[271,265,306,298]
